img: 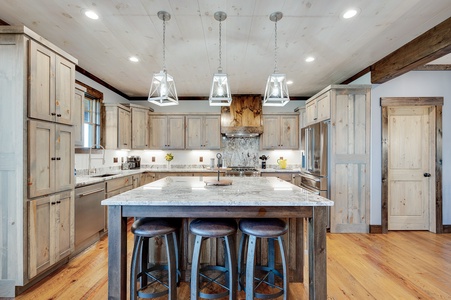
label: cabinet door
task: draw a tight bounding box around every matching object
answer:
[74,87,85,147]
[280,115,299,149]
[29,41,56,122]
[305,100,317,124]
[131,107,149,149]
[28,196,52,278]
[203,116,221,149]
[149,115,167,149]
[261,115,280,149]
[55,55,75,125]
[54,192,73,261]
[167,116,185,149]
[185,116,202,149]
[316,92,331,122]
[28,120,55,198]
[55,124,74,193]
[118,107,131,149]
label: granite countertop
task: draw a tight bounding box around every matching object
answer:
[101,176,333,207]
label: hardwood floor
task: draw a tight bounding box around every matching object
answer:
[16,223,451,299]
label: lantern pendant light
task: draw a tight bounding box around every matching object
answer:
[263,12,290,106]
[148,11,178,106]
[209,11,232,106]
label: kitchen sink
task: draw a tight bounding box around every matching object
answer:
[90,173,118,178]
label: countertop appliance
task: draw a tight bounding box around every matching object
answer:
[75,182,105,249]
[226,166,259,177]
[127,156,141,169]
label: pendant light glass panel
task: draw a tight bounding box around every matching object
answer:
[209,11,232,106]
[263,12,290,107]
[148,11,178,106]
[148,70,178,106]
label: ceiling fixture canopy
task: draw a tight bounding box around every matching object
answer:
[209,11,232,106]
[263,12,290,107]
[148,11,178,106]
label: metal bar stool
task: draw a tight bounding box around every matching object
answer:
[190,218,238,300]
[238,218,289,300]
[130,217,180,300]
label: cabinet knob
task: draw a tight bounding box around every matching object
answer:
[51,113,56,116]
[423,173,431,177]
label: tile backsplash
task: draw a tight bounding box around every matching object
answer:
[222,137,260,167]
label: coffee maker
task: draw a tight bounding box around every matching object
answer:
[127,156,141,169]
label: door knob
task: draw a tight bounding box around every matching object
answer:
[423,173,431,177]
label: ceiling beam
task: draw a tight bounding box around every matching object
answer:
[0,18,10,25]
[371,17,451,84]
[414,64,451,71]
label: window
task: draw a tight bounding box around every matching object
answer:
[83,95,101,147]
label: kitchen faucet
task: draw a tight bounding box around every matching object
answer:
[88,144,105,175]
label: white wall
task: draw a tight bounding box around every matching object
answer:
[367,71,451,224]
[75,72,129,104]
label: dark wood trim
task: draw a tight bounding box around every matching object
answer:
[369,225,383,234]
[340,67,371,84]
[371,17,451,84]
[443,225,451,233]
[414,64,451,71]
[76,65,130,99]
[381,97,444,234]
[75,80,103,100]
[130,95,308,101]
[0,19,10,25]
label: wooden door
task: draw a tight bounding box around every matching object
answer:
[131,107,149,149]
[55,55,75,125]
[185,116,202,149]
[167,116,185,149]
[28,120,55,198]
[55,124,74,193]
[54,191,73,261]
[28,41,55,122]
[280,115,299,149]
[118,107,130,148]
[149,115,167,149]
[387,106,433,230]
[261,115,279,149]
[203,116,220,149]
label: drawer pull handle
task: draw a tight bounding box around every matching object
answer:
[79,188,105,197]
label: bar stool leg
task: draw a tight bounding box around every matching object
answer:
[268,238,275,285]
[224,235,237,300]
[130,236,141,300]
[190,235,203,300]
[165,233,177,300]
[245,235,257,299]
[277,236,288,300]
[237,233,247,291]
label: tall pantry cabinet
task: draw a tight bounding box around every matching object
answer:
[0,26,77,295]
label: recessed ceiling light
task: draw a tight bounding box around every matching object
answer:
[84,10,99,20]
[342,8,359,19]
[286,80,293,85]
[129,56,139,62]
[305,56,315,62]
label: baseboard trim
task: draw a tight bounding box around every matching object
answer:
[443,225,451,233]
[369,225,383,234]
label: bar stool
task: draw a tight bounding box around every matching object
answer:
[238,218,288,300]
[190,218,238,300]
[130,217,180,300]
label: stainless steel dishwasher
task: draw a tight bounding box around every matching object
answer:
[75,182,105,248]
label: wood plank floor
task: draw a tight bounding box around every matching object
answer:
[16,223,451,299]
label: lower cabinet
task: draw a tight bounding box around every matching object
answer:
[28,190,74,279]
[104,176,133,231]
[140,172,156,185]
[261,172,299,184]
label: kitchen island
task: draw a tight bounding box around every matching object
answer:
[102,176,333,300]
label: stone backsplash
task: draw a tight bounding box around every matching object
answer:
[221,137,260,167]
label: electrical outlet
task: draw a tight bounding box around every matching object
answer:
[199,156,203,162]
[113,157,118,163]
[152,156,155,162]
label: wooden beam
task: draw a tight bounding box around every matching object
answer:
[414,64,451,71]
[0,19,10,25]
[371,17,451,83]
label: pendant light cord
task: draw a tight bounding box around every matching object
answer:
[274,19,278,73]
[162,16,166,72]
[218,20,222,72]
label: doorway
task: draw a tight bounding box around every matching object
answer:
[381,97,443,233]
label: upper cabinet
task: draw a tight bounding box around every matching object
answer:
[126,104,150,150]
[101,104,131,149]
[186,115,221,150]
[28,40,75,125]
[149,114,185,150]
[305,91,330,125]
[74,84,86,147]
[261,114,299,150]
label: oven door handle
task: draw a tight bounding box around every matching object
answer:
[300,183,320,195]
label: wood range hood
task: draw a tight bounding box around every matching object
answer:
[220,95,263,137]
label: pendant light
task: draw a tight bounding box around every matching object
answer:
[209,11,232,106]
[148,11,178,106]
[263,12,290,106]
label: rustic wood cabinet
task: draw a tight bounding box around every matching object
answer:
[185,115,221,150]
[28,120,74,199]
[149,114,185,150]
[101,104,131,149]
[261,114,299,149]
[74,84,86,147]
[140,172,156,185]
[28,190,74,278]
[125,104,150,149]
[29,40,75,125]
[305,90,330,125]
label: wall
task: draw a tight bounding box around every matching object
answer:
[362,71,451,225]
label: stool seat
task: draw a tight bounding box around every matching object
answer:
[190,218,237,237]
[239,218,288,238]
[131,217,179,237]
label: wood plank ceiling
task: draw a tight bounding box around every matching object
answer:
[0,0,450,99]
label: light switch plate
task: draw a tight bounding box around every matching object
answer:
[152,156,155,162]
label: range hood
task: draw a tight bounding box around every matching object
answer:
[220,95,263,137]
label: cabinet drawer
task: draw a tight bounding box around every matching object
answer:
[105,176,132,193]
